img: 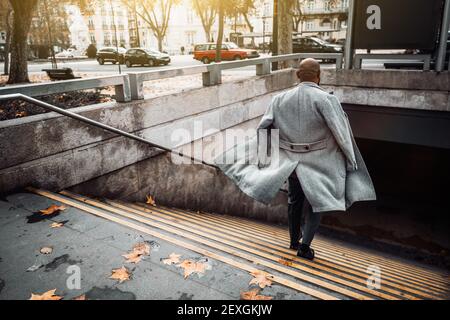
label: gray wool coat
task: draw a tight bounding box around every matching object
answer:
[214,82,376,213]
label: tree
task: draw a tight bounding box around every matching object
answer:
[2,1,13,75]
[7,0,92,84]
[7,0,39,84]
[292,0,304,33]
[122,0,180,52]
[277,0,295,58]
[237,0,255,33]
[192,0,216,42]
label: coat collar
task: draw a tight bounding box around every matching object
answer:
[299,81,323,90]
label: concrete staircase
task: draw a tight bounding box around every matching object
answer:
[1,188,449,300]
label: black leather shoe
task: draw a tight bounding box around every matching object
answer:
[289,243,299,250]
[297,244,315,260]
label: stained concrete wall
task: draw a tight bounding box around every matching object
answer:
[0,69,297,194]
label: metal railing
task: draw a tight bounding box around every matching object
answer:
[0,93,217,169]
[354,54,432,71]
[0,74,131,102]
[128,53,343,100]
[0,53,343,102]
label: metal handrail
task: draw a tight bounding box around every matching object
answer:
[0,93,219,170]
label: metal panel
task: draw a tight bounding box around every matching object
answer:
[353,0,444,50]
[344,104,450,149]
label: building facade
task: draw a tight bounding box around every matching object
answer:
[299,0,349,42]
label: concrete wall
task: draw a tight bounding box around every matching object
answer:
[0,69,298,195]
[321,69,450,112]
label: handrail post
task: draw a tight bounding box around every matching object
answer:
[128,72,144,100]
[256,59,271,76]
[114,74,131,102]
[202,64,222,86]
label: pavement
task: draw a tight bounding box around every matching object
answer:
[0,192,311,300]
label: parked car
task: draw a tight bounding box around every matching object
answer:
[384,32,450,70]
[96,47,127,65]
[193,42,260,64]
[124,48,171,67]
[293,37,343,62]
[50,48,78,60]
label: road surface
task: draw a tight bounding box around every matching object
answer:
[0,54,393,78]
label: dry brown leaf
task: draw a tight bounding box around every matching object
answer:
[162,253,181,265]
[40,205,67,216]
[122,251,142,264]
[177,260,208,279]
[278,258,294,267]
[122,242,151,264]
[146,195,156,206]
[109,266,131,283]
[40,246,53,255]
[249,270,273,288]
[133,242,151,256]
[73,294,86,300]
[50,222,64,228]
[241,289,273,301]
[29,289,62,300]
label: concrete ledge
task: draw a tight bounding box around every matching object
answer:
[0,70,296,194]
[321,69,450,92]
[323,85,450,112]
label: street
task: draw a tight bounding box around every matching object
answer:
[0,54,396,80]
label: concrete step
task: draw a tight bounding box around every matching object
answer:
[22,188,450,300]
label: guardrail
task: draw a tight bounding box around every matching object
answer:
[354,54,432,71]
[0,74,131,102]
[0,53,343,102]
[128,52,343,100]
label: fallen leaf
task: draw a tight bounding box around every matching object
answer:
[40,246,53,255]
[278,258,293,267]
[162,253,181,265]
[29,289,62,300]
[146,195,156,206]
[16,111,27,118]
[122,251,142,264]
[50,222,64,228]
[73,294,86,300]
[122,242,151,264]
[132,242,151,256]
[40,205,67,216]
[177,260,208,279]
[241,289,273,301]
[109,266,131,283]
[249,270,273,289]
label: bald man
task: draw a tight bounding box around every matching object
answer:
[215,58,376,260]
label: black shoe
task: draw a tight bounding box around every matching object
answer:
[297,244,315,260]
[289,243,299,250]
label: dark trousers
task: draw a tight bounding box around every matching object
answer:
[288,172,322,246]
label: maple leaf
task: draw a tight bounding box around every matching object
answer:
[122,242,151,264]
[241,289,273,301]
[122,252,142,264]
[249,270,273,289]
[109,266,131,283]
[177,260,209,279]
[29,289,62,300]
[278,259,294,267]
[132,242,151,256]
[40,247,53,255]
[162,253,181,265]
[73,294,86,300]
[40,205,67,216]
[146,195,156,206]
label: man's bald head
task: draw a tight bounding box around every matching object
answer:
[297,58,321,84]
